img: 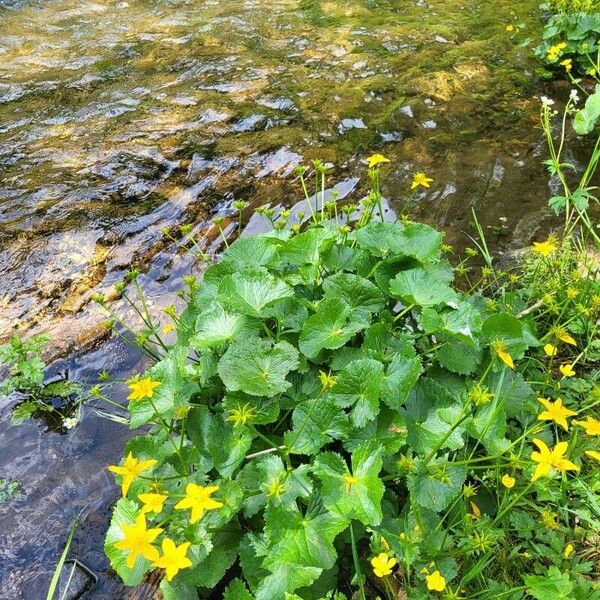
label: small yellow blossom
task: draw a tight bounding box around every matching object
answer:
[343,473,360,493]
[585,450,600,462]
[564,543,574,559]
[370,552,396,577]
[366,154,390,169]
[560,58,573,72]
[426,570,446,592]
[319,370,337,390]
[532,236,557,257]
[108,453,158,497]
[501,474,516,489]
[506,24,515,32]
[152,538,192,581]
[559,363,576,378]
[531,438,579,482]
[544,343,557,357]
[411,172,433,190]
[547,42,567,62]
[162,323,175,334]
[573,417,600,436]
[127,377,161,402]
[175,483,223,523]
[492,340,514,369]
[537,397,577,431]
[114,514,162,568]
[552,326,577,346]
[138,492,168,515]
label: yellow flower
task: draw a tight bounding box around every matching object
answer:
[506,24,515,32]
[573,416,600,436]
[560,58,573,72]
[563,543,574,559]
[537,397,577,431]
[366,154,390,169]
[543,343,557,357]
[175,483,223,523]
[547,42,567,61]
[559,363,576,378]
[152,538,192,581]
[411,172,433,190]
[108,453,158,497]
[114,514,162,568]
[426,570,446,592]
[552,326,577,346]
[127,377,161,402]
[531,438,579,482]
[162,323,175,334]
[343,473,360,493]
[585,450,600,462]
[492,340,514,369]
[319,370,337,390]
[370,552,396,577]
[138,492,168,515]
[532,236,557,257]
[501,474,516,489]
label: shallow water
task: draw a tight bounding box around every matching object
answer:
[0,0,573,597]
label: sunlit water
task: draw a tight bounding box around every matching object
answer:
[0,0,569,596]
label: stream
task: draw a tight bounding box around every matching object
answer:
[0,0,571,597]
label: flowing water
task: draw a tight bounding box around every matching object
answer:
[0,0,572,597]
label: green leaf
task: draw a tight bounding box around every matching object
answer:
[435,337,482,375]
[322,272,385,315]
[421,301,482,344]
[329,358,385,426]
[190,304,257,349]
[255,563,322,600]
[390,268,456,307]
[482,312,529,357]
[160,579,199,600]
[221,235,281,269]
[299,298,367,359]
[380,353,422,409]
[524,566,574,600]
[129,346,199,428]
[105,498,150,586]
[224,579,255,600]
[218,338,299,396]
[314,440,385,526]
[278,227,337,266]
[218,267,294,317]
[407,460,466,512]
[263,504,347,570]
[285,398,351,454]
[355,221,442,262]
[11,401,38,425]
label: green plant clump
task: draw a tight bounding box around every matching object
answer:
[102,158,600,598]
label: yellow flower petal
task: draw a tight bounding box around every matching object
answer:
[501,474,516,489]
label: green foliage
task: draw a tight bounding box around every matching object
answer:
[102,168,600,598]
[534,12,600,77]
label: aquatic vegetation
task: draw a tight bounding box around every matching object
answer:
[99,154,600,598]
[0,334,84,429]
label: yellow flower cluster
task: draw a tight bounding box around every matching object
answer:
[547,42,567,62]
